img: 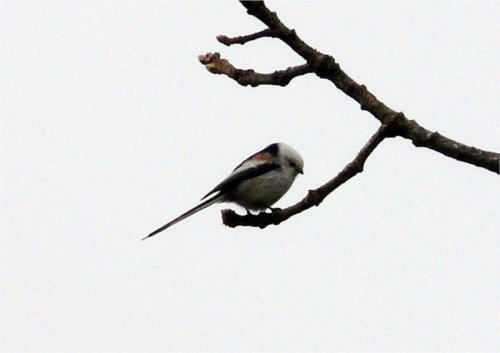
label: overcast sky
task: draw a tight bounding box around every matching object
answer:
[2,1,498,352]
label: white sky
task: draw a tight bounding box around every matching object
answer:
[1,1,498,352]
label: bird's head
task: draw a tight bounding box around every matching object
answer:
[275,143,304,175]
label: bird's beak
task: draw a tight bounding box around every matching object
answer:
[298,169,304,175]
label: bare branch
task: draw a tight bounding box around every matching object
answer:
[237,1,499,173]
[217,28,275,46]
[195,1,499,229]
[222,123,391,228]
[198,52,313,87]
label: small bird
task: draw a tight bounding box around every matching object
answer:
[143,143,304,240]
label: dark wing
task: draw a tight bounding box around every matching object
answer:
[232,143,279,171]
[201,162,280,200]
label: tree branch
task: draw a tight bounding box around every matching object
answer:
[198,52,313,87]
[222,123,391,228]
[197,0,498,228]
[227,0,498,173]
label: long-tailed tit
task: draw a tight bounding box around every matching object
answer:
[144,143,304,240]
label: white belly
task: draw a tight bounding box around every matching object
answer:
[229,169,295,210]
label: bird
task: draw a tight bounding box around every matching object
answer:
[143,142,304,240]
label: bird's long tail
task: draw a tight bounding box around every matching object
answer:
[143,193,224,240]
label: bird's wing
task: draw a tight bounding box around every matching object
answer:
[200,162,280,200]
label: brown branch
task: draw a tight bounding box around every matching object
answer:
[196,0,499,228]
[198,52,313,87]
[236,1,499,173]
[222,123,392,228]
[217,28,275,46]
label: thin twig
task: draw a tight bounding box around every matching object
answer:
[217,28,275,46]
[198,52,313,87]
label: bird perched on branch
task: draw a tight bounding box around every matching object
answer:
[144,143,304,240]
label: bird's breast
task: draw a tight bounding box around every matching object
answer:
[228,169,296,210]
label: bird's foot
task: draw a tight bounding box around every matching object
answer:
[267,207,281,214]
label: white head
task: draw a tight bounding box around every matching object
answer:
[276,143,304,175]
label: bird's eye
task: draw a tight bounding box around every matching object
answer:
[289,160,297,169]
